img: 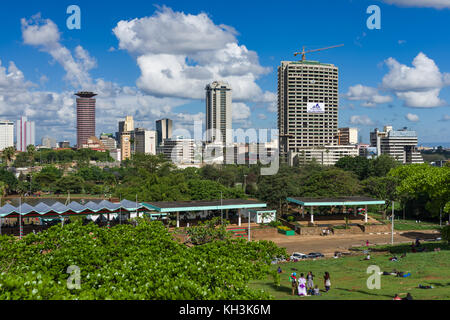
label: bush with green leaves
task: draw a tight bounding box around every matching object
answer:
[0,219,286,300]
[442,225,450,243]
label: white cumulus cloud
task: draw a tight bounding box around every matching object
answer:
[382,52,449,107]
[350,115,374,126]
[344,84,392,107]
[405,113,420,122]
[112,6,273,102]
[383,0,450,9]
[21,14,96,88]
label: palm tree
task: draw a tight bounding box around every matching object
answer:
[26,145,36,164]
[0,181,6,206]
[2,146,16,166]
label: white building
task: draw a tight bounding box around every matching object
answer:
[157,137,194,164]
[109,149,121,162]
[370,126,424,164]
[16,116,35,152]
[0,120,14,151]
[41,137,57,149]
[205,81,232,146]
[134,129,157,155]
[290,145,358,166]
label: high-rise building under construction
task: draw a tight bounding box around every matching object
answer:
[278,60,342,163]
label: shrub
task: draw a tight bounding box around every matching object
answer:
[442,225,450,243]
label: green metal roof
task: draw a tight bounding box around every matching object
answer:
[286,197,385,207]
[142,199,267,213]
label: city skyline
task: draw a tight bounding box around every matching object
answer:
[0,0,449,146]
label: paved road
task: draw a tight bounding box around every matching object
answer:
[257,230,441,256]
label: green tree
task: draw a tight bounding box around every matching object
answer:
[362,176,399,219]
[54,175,85,194]
[2,146,16,166]
[185,217,232,245]
[335,156,371,180]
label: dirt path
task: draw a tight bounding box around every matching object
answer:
[257,230,441,255]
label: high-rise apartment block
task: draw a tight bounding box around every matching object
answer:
[205,81,232,146]
[156,118,172,146]
[16,116,35,152]
[76,92,96,148]
[134,129,157,155]
[0,120,14,151]
[370,126,424,164]
[120,132,131,161]
[118,116,134,134]
[278,60,339,161]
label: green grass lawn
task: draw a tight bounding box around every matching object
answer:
[368,212,442,231]
[250,242,450,300]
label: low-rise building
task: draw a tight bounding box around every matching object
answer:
[289,145,358,166]
[370,126,423,164]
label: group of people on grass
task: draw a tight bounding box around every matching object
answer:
[289,271,331,297]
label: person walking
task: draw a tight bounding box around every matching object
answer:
[297,273,307,296]
[324,272,331,292]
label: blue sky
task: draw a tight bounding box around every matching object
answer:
[0,0,449,146]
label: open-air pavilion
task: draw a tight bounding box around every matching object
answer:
[286,196,386,224]
[142,199,271,238]
[0,199,147,236]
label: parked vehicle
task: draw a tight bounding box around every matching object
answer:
[306,252,324,259]
[271,256,287,264]
[290,252,307,261]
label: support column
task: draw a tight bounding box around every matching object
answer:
[354,206,357,217]
[176,212,180,228]
[301,205,305,219]
[225,209,229,221]
[365,205,368,223]
[248,210,251,242]
[238,210,241,227]
[310,206,314,224]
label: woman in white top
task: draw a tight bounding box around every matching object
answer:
[297,273,307,296]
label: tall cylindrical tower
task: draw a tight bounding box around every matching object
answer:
[75,91,97,148]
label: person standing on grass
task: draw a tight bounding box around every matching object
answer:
[297,273,307,296]
[289,273,297,296]
[324,272,331,292]
[306,271,314,294]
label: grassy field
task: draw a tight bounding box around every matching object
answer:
[250,242,450,300]
[368,212,442,231]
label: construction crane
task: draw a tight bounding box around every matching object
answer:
[294,44,344,61]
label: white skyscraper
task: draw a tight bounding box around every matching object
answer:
[205,81,232,146]
[16,116,35,152]
[134,128,157,155]
[0,120,14,151]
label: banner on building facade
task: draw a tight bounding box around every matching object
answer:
[307,103,325,113]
